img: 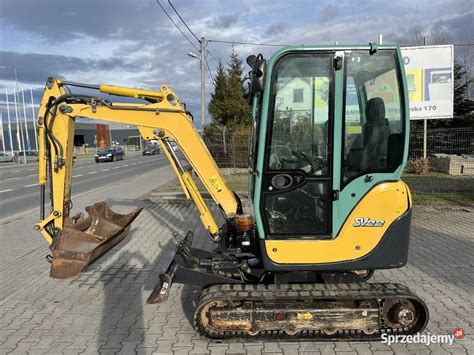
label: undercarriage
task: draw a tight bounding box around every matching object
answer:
[146,231,429,340]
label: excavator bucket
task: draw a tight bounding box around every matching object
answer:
[50,201,143,279]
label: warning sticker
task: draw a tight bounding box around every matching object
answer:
[209,176,223,193]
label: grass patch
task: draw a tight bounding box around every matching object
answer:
[412,192,474,206]
[402,172,455,178]
[225,173,248,192]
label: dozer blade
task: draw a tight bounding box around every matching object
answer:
[50,201,143,279]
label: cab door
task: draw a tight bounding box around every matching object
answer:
[259,52,337,238]
[333,48,408,235]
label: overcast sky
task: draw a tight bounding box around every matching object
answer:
[0,0,472,127]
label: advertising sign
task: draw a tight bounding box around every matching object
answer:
[401,45,454,120]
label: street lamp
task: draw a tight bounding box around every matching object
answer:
[0,66,27,163]
[186,36,206,130]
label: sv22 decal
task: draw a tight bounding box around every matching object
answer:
[353,217,385,227]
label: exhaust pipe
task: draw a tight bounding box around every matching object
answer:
[49,201,142,279]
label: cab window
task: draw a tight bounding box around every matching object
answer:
[264,53,333,236]
[342,50,405,186]
[268,54,331,177]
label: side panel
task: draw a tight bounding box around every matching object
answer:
[264,181,409,264]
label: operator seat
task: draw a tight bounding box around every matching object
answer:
[363,97,390,170]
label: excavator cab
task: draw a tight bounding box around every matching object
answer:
[246,45,411,270]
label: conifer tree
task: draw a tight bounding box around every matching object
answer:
[208,59,228,126]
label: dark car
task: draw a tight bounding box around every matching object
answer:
[142,145,160,155]
[95,146,125,162]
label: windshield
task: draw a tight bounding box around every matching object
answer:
[263,53,334,236]
[268,53,332,176]
[98,148,114,153]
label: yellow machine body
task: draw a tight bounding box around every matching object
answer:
[265,181,411,264]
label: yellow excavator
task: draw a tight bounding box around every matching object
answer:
[34,44,428,339]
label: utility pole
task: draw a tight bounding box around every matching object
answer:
[12,69,27,161]
[200,37,206,130]
[30,88,38,151]
[187,37,207,130]
[422,37,427,160]
[0,109,5,153]
[5,89,14,156]
[21,89,31,150]
[13,88,27,163]
[0,67,24,160]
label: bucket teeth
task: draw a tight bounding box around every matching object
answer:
[50,201,142,279]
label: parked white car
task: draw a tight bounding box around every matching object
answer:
[0,152,13,163]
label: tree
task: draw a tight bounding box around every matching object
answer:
[224,47,252,126]
[207,47,251,129]
[208,59,228,126]
[205,48,253,167]
[453,61,474,124]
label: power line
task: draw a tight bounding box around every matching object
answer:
[206,50,220,63]
[208,39,289,47]
[155,0,199,52]
[208,39,474,48]
[204,56,215,85]
[205,66,214,85]
[157,0,221,83]
[168,0,201,43]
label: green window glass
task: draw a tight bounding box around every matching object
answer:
[269,54,331,176]
[264,53,333,236]
[342,50,405,186]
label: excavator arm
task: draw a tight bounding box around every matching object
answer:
[35,77,239,278]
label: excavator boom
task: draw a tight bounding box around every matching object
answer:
[35,77,239,278]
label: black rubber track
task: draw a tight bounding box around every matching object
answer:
[194,282,429,340]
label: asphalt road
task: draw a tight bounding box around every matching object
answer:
[0,153,168,222]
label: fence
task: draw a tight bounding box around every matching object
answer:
[202,125,474,198]
[204,126,473,167]
[203,131,249,169]
[409,126,473,158]
[409,126,474,176]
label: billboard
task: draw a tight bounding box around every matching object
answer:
[401,45,454,120]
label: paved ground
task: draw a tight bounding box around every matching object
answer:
[0,153,167,222]
[0,193,472,353]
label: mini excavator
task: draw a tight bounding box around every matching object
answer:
[34,44,428,339]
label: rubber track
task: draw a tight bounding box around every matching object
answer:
[194,282,429,340]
